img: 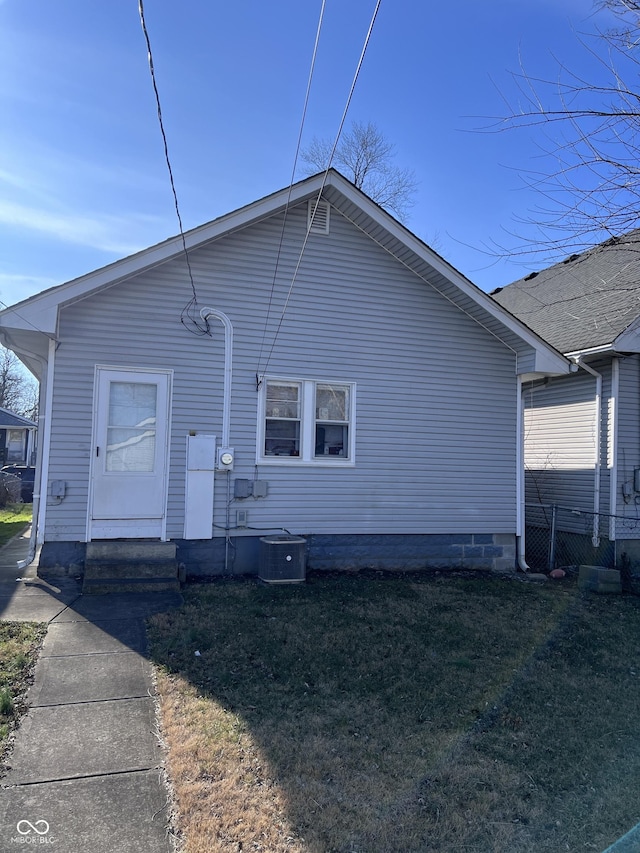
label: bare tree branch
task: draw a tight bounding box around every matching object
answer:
[487,0,640,263]
[0,347,38,419]
[301,121,418,222]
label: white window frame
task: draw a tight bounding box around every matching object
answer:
[257,377,355,466]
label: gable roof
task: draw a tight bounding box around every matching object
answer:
[0,169,569,379]
[0,408,36,428]
[490,230,640,355]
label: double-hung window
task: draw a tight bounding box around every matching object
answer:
[260,378,355,464]
[264,381,302,458]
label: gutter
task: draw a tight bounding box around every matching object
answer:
[6,339,55,570]
[516,376,529,571]
[572,356,602,547]
[609,358,619,541]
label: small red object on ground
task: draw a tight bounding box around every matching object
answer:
[549,568,566,579]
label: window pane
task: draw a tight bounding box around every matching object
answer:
[316,384,348,422]
[315,424,348,457]
[106,382,157,472]
[265,420,300,456]
[106,427,156,472]
[109,382,157,429]
[266,382,300,420]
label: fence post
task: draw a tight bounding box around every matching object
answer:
[548,504,557,571]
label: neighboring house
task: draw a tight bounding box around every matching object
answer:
[0,408,36,466]
[0,170,568,580]
[492,230,640,567]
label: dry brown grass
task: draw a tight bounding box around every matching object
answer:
[148,574,640,852]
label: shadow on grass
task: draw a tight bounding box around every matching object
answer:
[145,575,640,852]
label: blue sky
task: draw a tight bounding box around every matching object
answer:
[0,0,618,307]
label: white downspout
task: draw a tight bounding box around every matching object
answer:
[573,356,602,547]
[25,428,35,466]
[609,357,619,542]
[17,339,55,570]
[516,376,529,571]
[199,307,233,448]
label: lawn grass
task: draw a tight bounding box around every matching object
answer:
[0,503,32,548]
[147,575,640,853]
[0,621,46,764]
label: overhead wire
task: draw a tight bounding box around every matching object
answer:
[256,0,327,380]
[0,299,50,337]
[137,0,209,336]
[259,0,383,379]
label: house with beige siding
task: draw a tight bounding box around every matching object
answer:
[492,230,640,568]
[0,170,568,584]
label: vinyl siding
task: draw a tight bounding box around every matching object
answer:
[523,362,611,518]
[44,202,519,542]
[614,355,640,537]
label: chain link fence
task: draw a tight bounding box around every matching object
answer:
[525,502,640,581]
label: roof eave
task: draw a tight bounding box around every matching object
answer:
[0,172,334,334]
[614,317,640,353]
[0,169,570,376]
[323,179,570,376]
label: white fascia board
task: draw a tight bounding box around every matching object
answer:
[614,318,640,353]
[0,302,58,335]
[532,348,574,375]
[0,168,569,377]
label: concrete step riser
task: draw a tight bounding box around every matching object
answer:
[83,579,181,594]
[84,561,178,580]
[86,542,177,561]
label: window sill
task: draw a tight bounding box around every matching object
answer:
[257,457,355,467]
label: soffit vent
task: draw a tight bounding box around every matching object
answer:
[307,199,330,235]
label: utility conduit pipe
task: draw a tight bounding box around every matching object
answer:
[199,307,233,448]
[200,307,234,575]
[573,356,602,548]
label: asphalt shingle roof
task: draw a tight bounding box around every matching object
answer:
[491,230,640,354]
[0,408,36,428]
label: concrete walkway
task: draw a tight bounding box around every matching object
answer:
[0,526,183,851]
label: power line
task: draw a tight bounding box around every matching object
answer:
[257,0,327,378]
[259,0,383,378]
[0,299,49,337]
[137,0,209,336]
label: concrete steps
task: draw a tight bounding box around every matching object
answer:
[578,564,622,594]
[83,541,180,594]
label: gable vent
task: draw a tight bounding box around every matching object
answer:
[307,199,330,235]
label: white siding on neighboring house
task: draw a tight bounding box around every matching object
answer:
[523,364,611,517]
[43,202,520,543]
[614,355,640,538]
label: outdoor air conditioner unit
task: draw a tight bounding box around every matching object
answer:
[258,535,307,584]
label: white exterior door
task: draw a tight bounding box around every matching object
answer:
[90,368,171,539]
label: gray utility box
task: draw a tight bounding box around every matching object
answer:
[258,535,307,584]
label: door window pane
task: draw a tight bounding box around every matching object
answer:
[106,382,157,472]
